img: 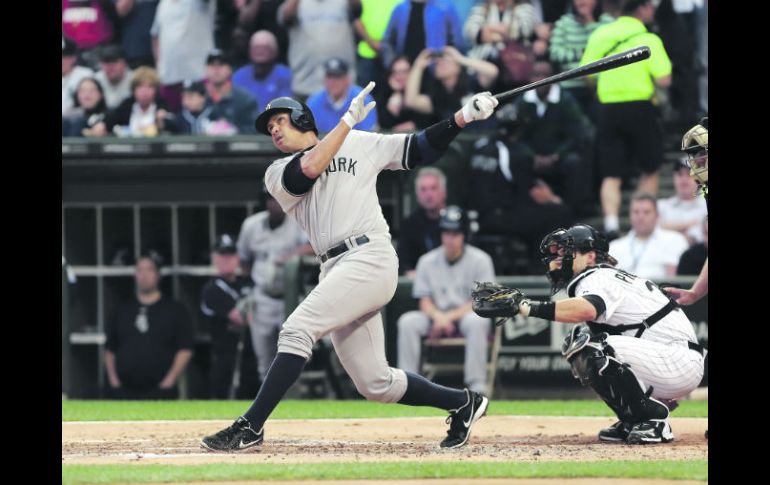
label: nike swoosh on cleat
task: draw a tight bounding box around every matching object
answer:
[463,403,476,428]
[238,439,255,449]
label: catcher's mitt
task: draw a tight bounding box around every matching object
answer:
[471,281,525,321]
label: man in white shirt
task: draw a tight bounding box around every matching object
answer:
[94,45,134,109]
[609,192,688,280]
[657,158,707,244]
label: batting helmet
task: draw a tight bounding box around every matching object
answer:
[438,205,469,236]
[254,97,318,135]
[681,117,708,186]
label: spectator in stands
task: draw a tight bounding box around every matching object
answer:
[510,60,594,215]
[609,192,689,280]
[230,0,290,67]
[232,30,292,114]
[104,252,194,400]
[677,216,707,276]
[63,37,95,116]
[100,66,170,137]
[94,45,134,110]
[160,80,217,135]
[202,49,260,135]
[151,0,216,113]
[200,234,259,399]
[278,0,358,101]
[354,0,400,87]
[306,58,378,133]
[466,103,575,266]
[375,56,434,132]
[463,0,537,66]
[549,0,614,123]
[62,0,120,68]
[657,158,708,245]
[580,0,671,241]
[62,77,109,137]
[381,0,465,69]
[397,167,447,278]
[404,46,499,127]
[397,206,495,396]
[114,0,160,69]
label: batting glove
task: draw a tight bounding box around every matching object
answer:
[461,92,499,124]
[342,81,377,128]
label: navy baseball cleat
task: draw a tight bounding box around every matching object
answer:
[201,416,264,451]
[440,389,489,449]
[598,420,633,442]
[626,419,674,444]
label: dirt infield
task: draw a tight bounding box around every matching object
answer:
[62,416,708,466]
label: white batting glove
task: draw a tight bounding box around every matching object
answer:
[342,81,377,128]
[461,92,499,124]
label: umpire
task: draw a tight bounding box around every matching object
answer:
[200,234,259,399]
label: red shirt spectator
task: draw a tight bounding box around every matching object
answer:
[62,0,117,50]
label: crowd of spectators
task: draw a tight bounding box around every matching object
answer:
[64,0,708,273]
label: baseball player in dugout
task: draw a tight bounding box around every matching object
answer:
[236,186,313,383]
[471,224,705,444]
[200,234,259,400]
[202,82,500,451]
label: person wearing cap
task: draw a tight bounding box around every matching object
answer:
[200,235,260,399]
[396,205,495,396]
[151,0,216,113]
[236,187,313,382]
[95,45,134,109]
[104,251,194,400]
[232,31,293,114]
[161,80,216,135]
[203,49,260,134]
[63,36,95,116]
[305,58,378,133]
[657,158,708,245]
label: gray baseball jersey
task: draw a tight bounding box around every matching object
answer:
[262,129,414,404]
[413,245,496,311]
[237,211,308,297]
[264,130,409,255]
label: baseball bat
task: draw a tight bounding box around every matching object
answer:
[494,46,651,104]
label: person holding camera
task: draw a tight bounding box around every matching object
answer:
[404,46,499,126]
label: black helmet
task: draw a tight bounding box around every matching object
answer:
[539,224,609,293]
[254,97,318,135]
[438,205,468,236]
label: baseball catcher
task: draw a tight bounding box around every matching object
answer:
[472,224,706,444]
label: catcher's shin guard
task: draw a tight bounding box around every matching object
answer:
[565,333,669,424]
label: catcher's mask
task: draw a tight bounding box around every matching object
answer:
[539,224,609,294]
[681,117,708,186]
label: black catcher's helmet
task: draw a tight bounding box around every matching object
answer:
[539,224,610,293]
[254,97,318,135]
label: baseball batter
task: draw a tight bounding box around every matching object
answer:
[472,224,705,444]
[202,82,500,451]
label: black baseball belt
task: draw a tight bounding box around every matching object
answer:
[319,235,370,263]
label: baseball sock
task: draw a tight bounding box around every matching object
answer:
[397,371,468,410]
[242,352,306,429]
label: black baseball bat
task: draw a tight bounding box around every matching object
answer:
[494,46,651,104]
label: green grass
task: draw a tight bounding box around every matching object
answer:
[61,460,707,484]
[62,399,708,421]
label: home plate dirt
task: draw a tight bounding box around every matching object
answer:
[62,416,707,466]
